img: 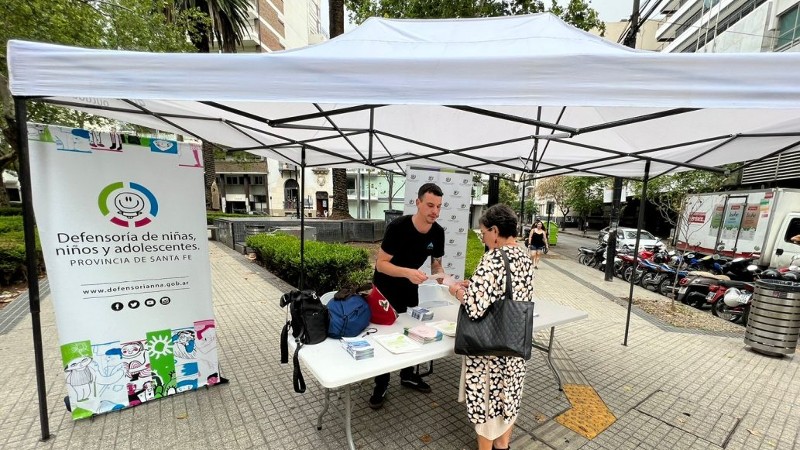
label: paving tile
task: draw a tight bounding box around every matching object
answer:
[0,241,798,450]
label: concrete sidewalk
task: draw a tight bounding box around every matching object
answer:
[0,241,797,449]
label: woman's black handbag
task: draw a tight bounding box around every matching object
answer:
[454,249,534,360]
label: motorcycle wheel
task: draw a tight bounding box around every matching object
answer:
[713,299,742,323]
[639,272,654,288]
[583,256,594,267]
[657,278,674,297]
[577,254,586,265]
[623,266,633,282]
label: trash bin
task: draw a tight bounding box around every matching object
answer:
[545,221,559,246]
[744,279,800,357]
[384,209,403,226]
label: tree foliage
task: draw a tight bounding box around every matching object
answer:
[344,0,604,32]
[630,170,728,227]
[535,175,570,216]
[498,178,519,209]
[1,0,202,206]
[563,176,603,220]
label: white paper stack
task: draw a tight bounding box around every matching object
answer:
[340,337,375,360]
[404,324,443,344]
[373,333,422,353]
[428,320,457,337]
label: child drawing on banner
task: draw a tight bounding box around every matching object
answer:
[173,330,196,359]
[50,126,91,153]
[92,129,123,152]
[121,340,151,381]
[178,143,204,168]
[121,340,153,406]
[64,356,94,402]
[89,343,128,413]
[194,320,219,386]
[172,328,200,393]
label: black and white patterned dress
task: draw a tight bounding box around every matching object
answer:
[457,244,535,436]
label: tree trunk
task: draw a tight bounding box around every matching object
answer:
[329,0,345,37]
[202,141,217,210]
[329,168,352,219]
[327,1,352,219]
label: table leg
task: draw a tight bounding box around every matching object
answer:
[316,388,331,430]
[344,384,355,450]
[544,326,563,391]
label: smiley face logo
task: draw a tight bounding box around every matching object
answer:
[113,192,145,219]
[98,181,158,227]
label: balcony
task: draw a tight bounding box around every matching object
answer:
[656,0,707,42]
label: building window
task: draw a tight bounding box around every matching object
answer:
[252,176,265,185]
[776,5,800,50]
[225,175,244,185]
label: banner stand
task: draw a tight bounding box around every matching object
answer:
[15,96,51,441]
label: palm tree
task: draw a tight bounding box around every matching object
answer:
[326,0,353,219]
[171,0,251,210]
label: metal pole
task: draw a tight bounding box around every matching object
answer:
[624,160,650,346]
[609,0,641,281]
[15,97,51,440]
[299,146,306,290]
[519,179,526,236]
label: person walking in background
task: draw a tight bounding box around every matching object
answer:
[449,204,535,450]
[369,182,447,409]
[527,220,548,269]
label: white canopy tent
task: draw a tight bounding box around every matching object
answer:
[8,13,800,178]
[8,13,800,438]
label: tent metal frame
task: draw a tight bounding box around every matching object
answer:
[12,95,800,441]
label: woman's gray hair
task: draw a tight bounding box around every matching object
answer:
[479,204,518,238]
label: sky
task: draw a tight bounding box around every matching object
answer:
[320,1,641,32]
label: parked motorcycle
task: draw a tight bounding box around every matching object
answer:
[712,283,755,324]
[578,242,607,268]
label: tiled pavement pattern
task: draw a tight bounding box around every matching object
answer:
[0,240,797,449]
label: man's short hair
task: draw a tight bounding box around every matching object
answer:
[417,183,443,199]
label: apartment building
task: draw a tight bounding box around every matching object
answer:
[214,0,331,215]
[656,0,800,186]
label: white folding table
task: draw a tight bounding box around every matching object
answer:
[288,294,588,450]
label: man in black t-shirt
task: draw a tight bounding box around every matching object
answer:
[369,182,445,410]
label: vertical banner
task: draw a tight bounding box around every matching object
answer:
[27,124,219,420]
[403,166,471,281]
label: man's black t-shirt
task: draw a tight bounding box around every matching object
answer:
[373,215,445,313]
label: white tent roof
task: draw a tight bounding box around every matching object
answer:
[8,13,800,178]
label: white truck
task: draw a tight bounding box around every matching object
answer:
[675,188,800,268]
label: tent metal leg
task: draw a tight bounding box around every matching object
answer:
[624,159,650,346]
[299,146,306,290]
[14,96,51,441]
[344,384,355,450]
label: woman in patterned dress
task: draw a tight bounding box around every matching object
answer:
[448,204,535,450]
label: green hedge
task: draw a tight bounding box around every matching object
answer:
[246,233,372,294]
[464,230,485,279]
[206,211,252,225]
[0,216,24,234]
[0,207,23,216]
[0,229,43,285]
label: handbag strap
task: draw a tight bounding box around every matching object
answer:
[499,248,513,300]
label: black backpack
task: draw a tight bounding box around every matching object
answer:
[280,290,329,393]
